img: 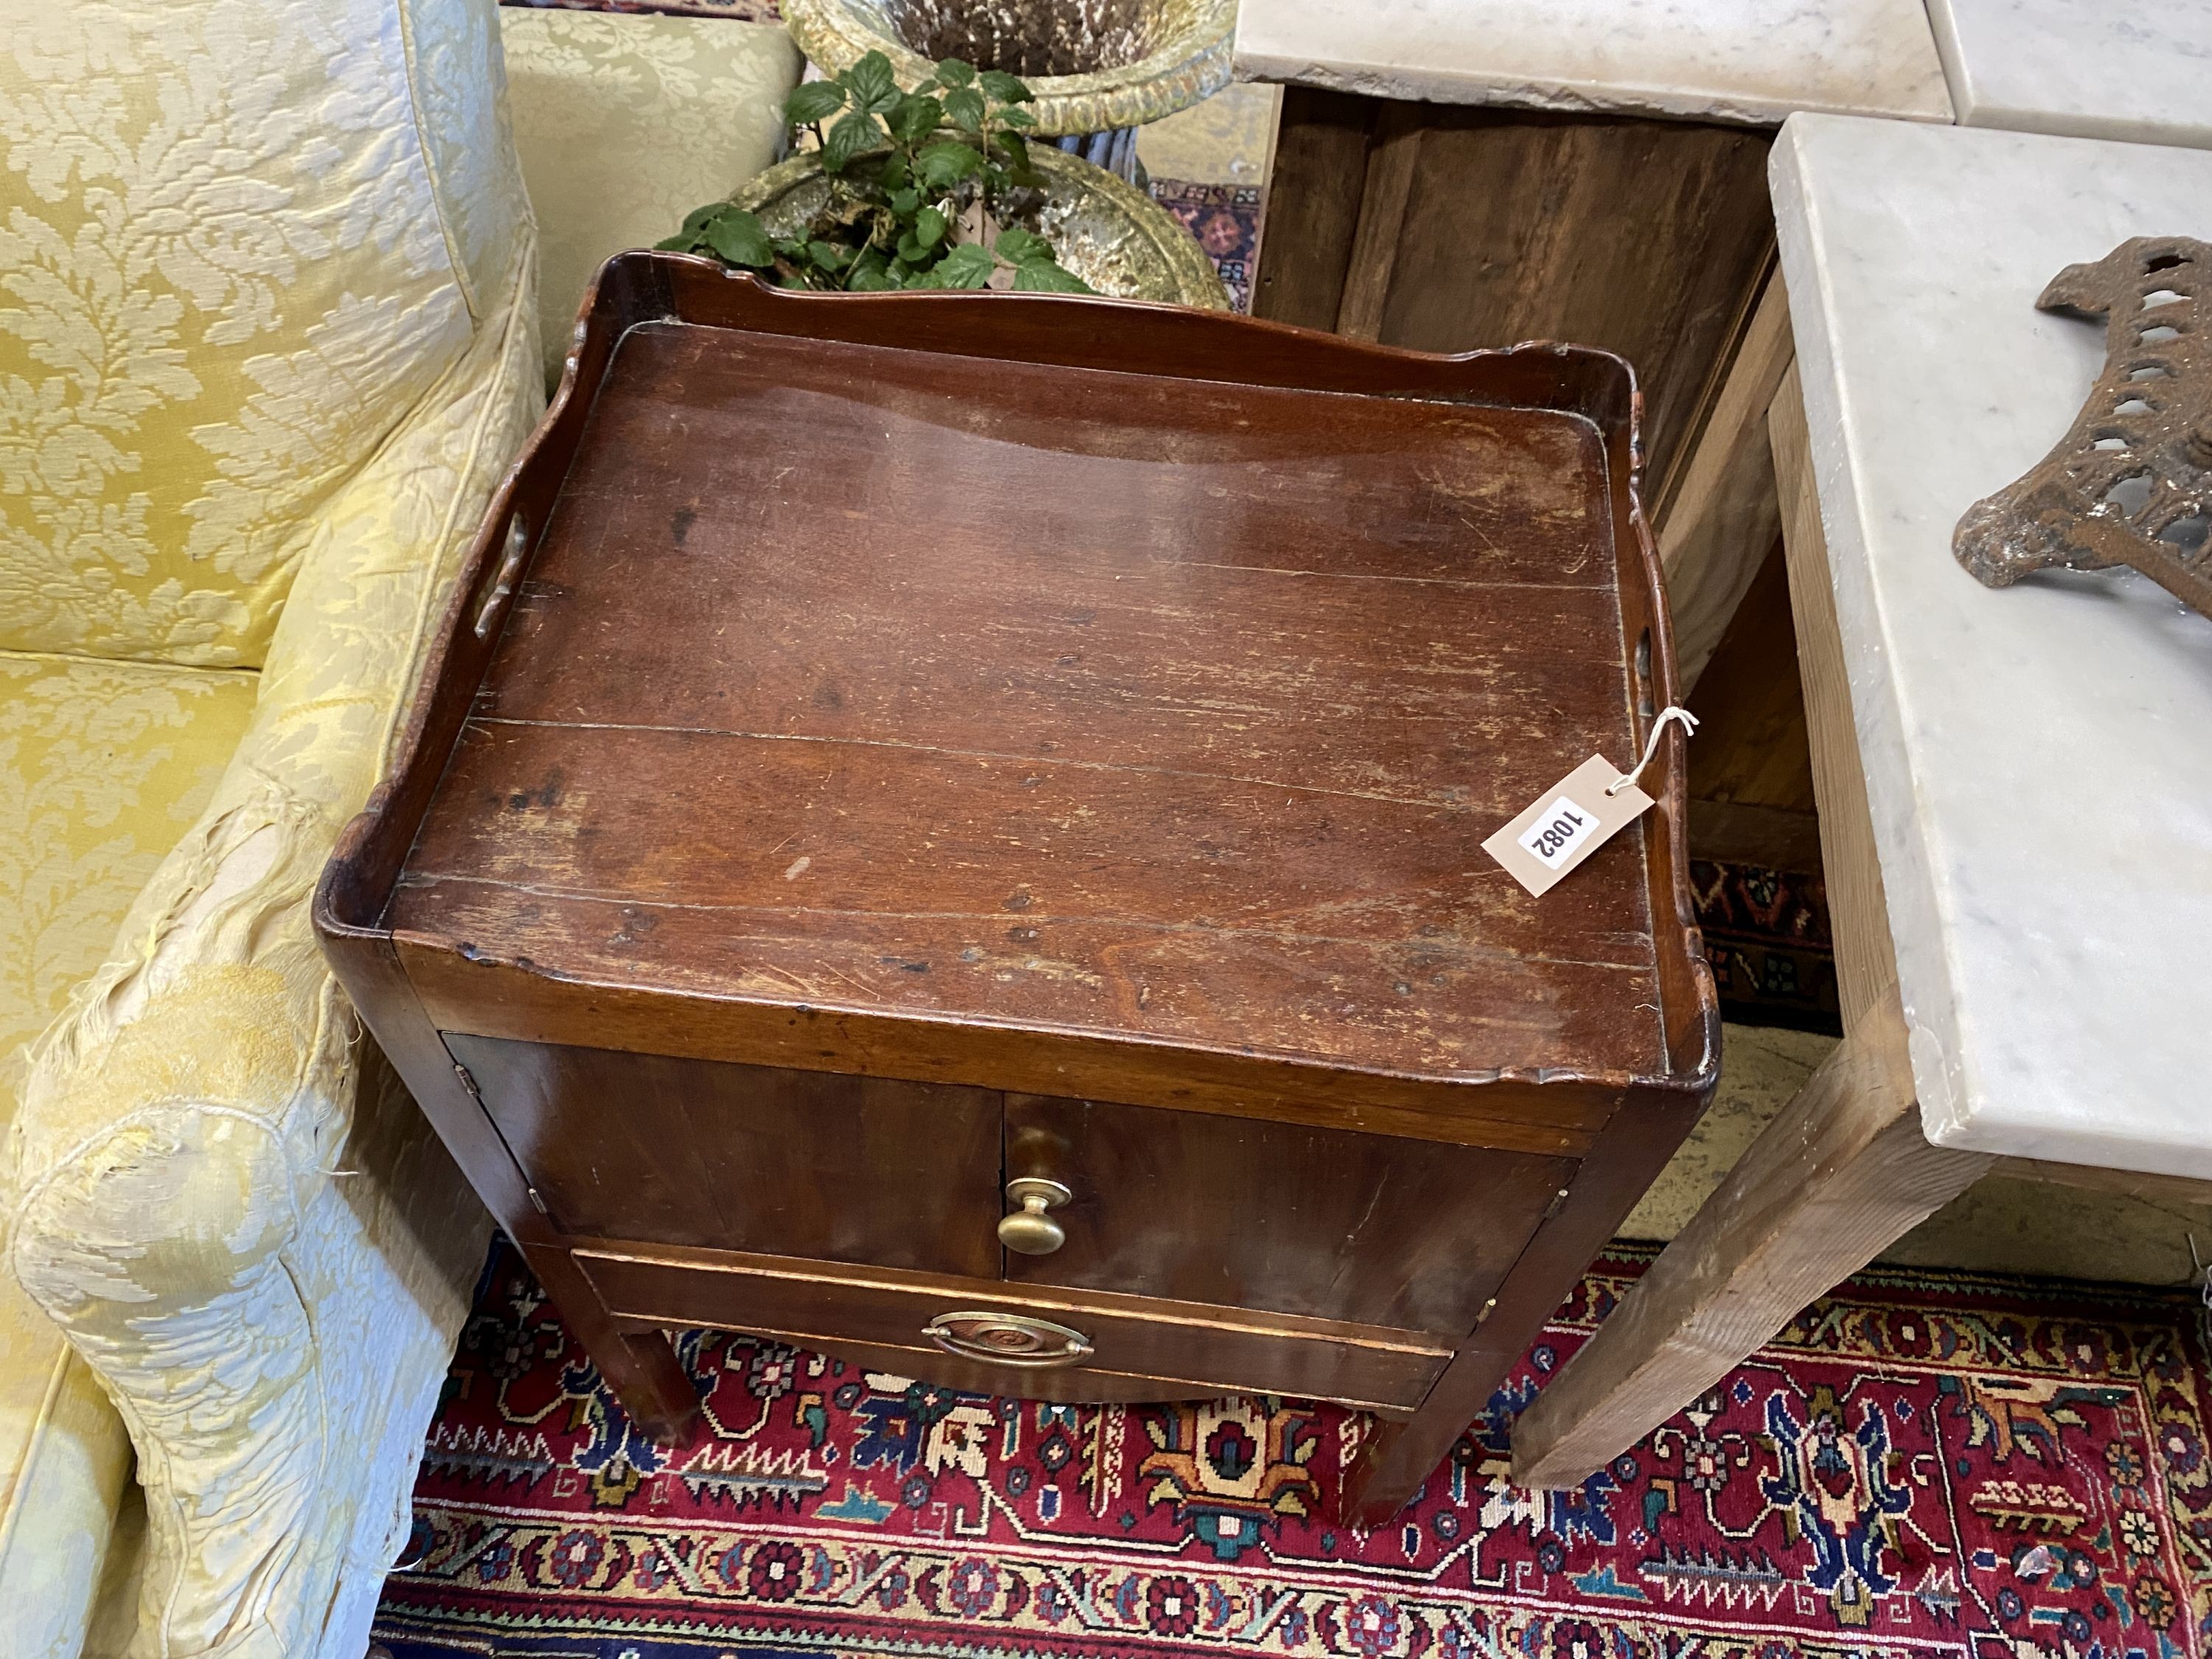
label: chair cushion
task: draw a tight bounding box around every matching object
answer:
[0,0,527,668]
[0,648,255,1655]
[499,7,801,389]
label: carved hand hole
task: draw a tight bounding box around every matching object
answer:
[2158,513,2210,552]
[2100,472,2154,517]
[475,515,529,640]
[2145,251,2190,272]
[2141,325,2183,344]
[2093,436,2130,451]
[2116,397,2156,415]
[2129,365,2170,381]
[2143,290,2186,310]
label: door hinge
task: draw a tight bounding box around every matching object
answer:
[452,1062,483,1101]
[526,1186,550,1214]
[1541,1186,1573,1222]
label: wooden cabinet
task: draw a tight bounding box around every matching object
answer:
[448,1035,1005,1277]
[317,257,1718,1522]
[1003,1094,1571,1335]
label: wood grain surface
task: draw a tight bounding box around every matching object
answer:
[448,1034,1005,1278]
[1256,100,1775,492]
[1003,1093,1572,1335]
[1656,271,1795,686]
[315,264,1722,1517]
[577,1239,1453,1413]
[386,316,1678,1105]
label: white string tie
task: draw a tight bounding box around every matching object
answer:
[1604,705,1700,796]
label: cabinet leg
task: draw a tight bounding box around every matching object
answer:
[1340,1076,1711,1526]
[521,1242,700,1441]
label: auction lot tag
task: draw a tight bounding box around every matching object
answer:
[1483,755,1654,897]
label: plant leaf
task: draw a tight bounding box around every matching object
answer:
[936,59,976,86]
[934,242,995,288]
[846,49,900,112]
[995,105,1037,129]
[702,208,773,268]
[994,129,1040,186]
[895,232,928,263]
[944,86,986,131]
[823,108,886,173]
[808,238,855,271]
[888,186,921,215]
[918,140,984,189]
[846,248,898,291]
[978,69,1032,102]
[679,201,725,234]
[914,205,947,249]
[1012,256,1093,294]
[993,225,1050,265]
[886,91,943,145]
[653,232,700,251]
[785,80,847,125]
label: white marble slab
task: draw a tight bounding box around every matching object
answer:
[1773,114,2212,1178]
[1927,0,2212,150]
[1231,0,1953,125]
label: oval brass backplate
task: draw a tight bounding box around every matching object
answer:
[922,1310,1095,1368]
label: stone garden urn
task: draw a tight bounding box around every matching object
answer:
[781,0,1233,138]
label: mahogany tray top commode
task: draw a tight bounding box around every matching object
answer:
[316,253,1719,1520]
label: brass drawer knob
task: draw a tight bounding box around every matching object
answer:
[923,1310,1094,1368]
[997,1177,1071,1255]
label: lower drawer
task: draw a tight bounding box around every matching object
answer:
[574,1242,1451,1415]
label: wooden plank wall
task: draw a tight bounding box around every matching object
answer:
[1254,89,1776,498]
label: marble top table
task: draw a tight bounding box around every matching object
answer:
[1926,0,2212,150]
[1230,0,1954,125]
[1775,114,2212,1178]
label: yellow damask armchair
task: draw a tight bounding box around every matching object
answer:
[1,0,799,1649]
[0,0,539,1652]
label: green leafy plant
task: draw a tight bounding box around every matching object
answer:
[658,52,1094,296]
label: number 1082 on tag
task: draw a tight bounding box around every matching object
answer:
[1517,795,1600,870]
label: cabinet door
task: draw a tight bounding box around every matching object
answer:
[1004,1093,1575,1339]
[448,1034,1004,1279]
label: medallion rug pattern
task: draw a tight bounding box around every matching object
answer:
[1691,858,1842,1037]
[375,1243,2212,1658]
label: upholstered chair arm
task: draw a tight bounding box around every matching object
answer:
[1,244,540,1659]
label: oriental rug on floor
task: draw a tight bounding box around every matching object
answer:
[375,1242,2212,1659]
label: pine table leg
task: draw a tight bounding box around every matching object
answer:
[1509,358,1997,1489]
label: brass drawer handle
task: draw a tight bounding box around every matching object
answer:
[923,1310,1094,1368]
[997,1177,1071,1256]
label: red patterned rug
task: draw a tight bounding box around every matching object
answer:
[1691,859,1842,1037]
[374,1242,2212,1658]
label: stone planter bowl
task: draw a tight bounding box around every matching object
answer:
[729,142,1231,309]
[782,0,1232,137]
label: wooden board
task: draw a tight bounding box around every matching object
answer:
[1255,99,1775,491]
[1251,86,1375,330]
[369,276,1715,1133]
[1003,1093,1571,1335]
[447,1034,1006,1277]
[1655,270,1795,685]
[575,1240,1454,1413]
